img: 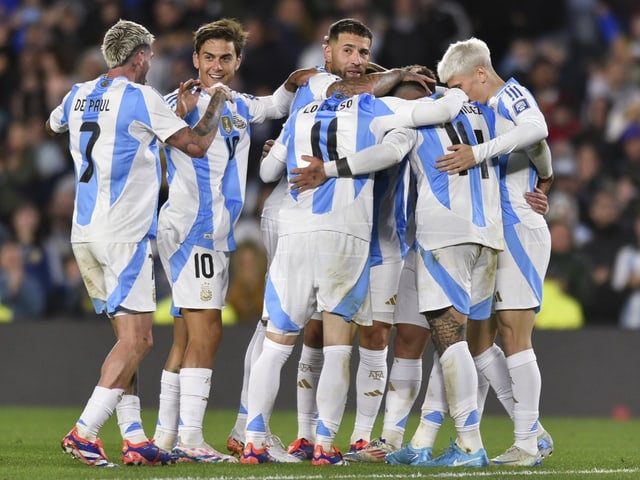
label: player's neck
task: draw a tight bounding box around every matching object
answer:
[105,65,134,81]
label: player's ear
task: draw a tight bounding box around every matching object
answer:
[322,42,331,63]
[192,51,199,70]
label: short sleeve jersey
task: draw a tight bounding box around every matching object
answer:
[47,75,187,243]
[160,88,290,251]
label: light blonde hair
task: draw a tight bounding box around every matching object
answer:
[101,19,155,68]
[437,37,493,84]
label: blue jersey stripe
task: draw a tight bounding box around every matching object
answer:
[76,82,105,226]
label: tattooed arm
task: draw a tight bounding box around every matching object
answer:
[327,69,434,97]
[166,84,231,158]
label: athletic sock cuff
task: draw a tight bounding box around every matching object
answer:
[506,348,537,369]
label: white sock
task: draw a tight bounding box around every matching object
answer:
[474,343,514,417]
[116,394,148,443]
[508,349,541,455]
[476,370,491,418]
[351,346,388,444]
[245,338,293,447]
[178,368,212,447]
[233,321,266,440]
[412,352,446,449]
[77,386,124,441]
[296,344,323,441]
[440,342,483,453]
[316,345,352,450]
[153,370,180,450]
[381,357,422,449]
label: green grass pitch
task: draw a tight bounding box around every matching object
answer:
[0,407,638,479]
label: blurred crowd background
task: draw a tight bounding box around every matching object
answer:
[1,0,640,329]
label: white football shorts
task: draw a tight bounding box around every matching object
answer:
[72,239,155,316]
[260,215,279,264]
[394,247,429,328]
[494,223,551,312]
[265,231,372,332]
[156,225,230,314]
[370,261,403,323]
[416,242,498,320]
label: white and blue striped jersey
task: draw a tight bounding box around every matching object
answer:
[370,158,411,266]
[409,102,504,251]
[489,79,547,228]
[160,86,293,252]
[289,68,341,113]
[260,90,466,241]
[472,78,549,229]
[47,75,188,243]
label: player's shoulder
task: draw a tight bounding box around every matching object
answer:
[495,78,533,103]
[494,78,537,117]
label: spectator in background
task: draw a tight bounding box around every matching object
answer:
[578,188,630,325]
[617,123,640,188]
[73,46,108,83]
[182,0,223,32]
[498,36,536,79]
[146,0,192,93]
[54,253,95,319]
[77,0,124,47]
[0,28,14,140]
[611,206,640,329]
[10,201,53,309]
[44,1,85,75]
[546,219,593,308]
[375,0,470,71]
[44,176,77,317]
[0,240,46,320]
[573,138,612,225]
[0,122,42,222]
[592,55,640,144]
[535,271,584,329]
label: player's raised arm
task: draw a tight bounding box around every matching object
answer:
[165,84,231,157]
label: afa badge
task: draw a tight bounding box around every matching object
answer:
[200,282,213,302]
[513,99,530,115]
[233,115,247,130]
[221,116,233,134]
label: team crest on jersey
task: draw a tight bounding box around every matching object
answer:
[221,116,233,134]
[513,99,530,115]
[200,282,213,301]
[232,115,247,130]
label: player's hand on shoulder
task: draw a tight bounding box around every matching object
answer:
[286,67,321,91]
